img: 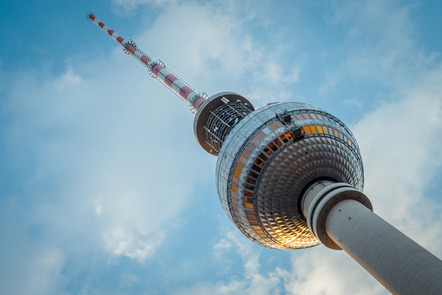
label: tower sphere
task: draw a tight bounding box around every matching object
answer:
[214,100,364,249]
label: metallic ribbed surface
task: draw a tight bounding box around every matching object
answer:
[216,102,364,249]
[194,92,254,155]
[205,101,253,152]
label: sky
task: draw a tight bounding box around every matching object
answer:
[1,0,442,294]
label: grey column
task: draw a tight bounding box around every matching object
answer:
[303,182,442,295]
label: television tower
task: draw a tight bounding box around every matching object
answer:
[88,13,442,295]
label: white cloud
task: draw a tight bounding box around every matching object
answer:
[285,247,386,295]
[55,67,82,90]
[175,230,290,295]
[112,0,176,13]
[28,249,66,294]
[1,41,209,265]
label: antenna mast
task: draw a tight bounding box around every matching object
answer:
[87,13,206,112]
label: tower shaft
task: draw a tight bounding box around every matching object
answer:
[87,13,206,112]
[327,199,442,295]
[302,181,442,295]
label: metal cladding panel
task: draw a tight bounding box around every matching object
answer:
[194,92,255,155]
[216,102,364,250]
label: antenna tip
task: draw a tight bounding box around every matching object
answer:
[86,11,96,21]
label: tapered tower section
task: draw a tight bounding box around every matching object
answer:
[89,13,442,295]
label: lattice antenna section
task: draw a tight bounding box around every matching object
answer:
[87,13,206,112]
[150,60,208,113]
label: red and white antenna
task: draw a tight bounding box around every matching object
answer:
[87,13,207,112]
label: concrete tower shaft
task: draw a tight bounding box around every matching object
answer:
[302,181,442,295]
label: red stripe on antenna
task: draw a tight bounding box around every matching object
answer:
[164,74,178,86]
[107,29,114,36]
[152,64,164,75]
[179,86,193,99]
[98,22,105,28]
[140,56,151,65]
[116,36,124,44]
[89,14,96,21]
[126,45,136,54]
[193,97,206,110]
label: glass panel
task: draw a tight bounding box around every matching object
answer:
[245,183,254,190]
[252,136,260,144]
[303,126,312,134]
[269,122,278,130]
[257,131,266,140]
[264,147,273,156]
[285,131,294,140]
[273,138,282,147]
[245,203,254,209]
[317,125,324,133]
[245,209,255,215]
[242,149,251,157]
[268,142,278,151]
[255,158,265,167]
[296,114,304,120]
[258,153,268,162]
[252,164,262,172]
[309,125,317,133]
[244,190,254,197]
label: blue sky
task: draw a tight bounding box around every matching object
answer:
[1,1,442,294]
